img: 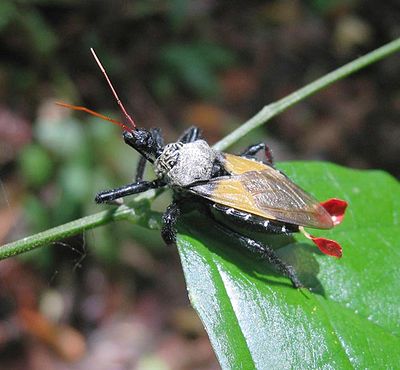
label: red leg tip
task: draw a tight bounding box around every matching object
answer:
[310,236,343,258]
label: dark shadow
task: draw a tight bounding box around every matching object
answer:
[178,211,326,297]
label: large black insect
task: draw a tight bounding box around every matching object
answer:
[60,49,346,288]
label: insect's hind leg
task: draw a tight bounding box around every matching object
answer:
[209,215,303,288]
[240,142,274,166]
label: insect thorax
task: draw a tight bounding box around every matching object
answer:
[154,140,219,187]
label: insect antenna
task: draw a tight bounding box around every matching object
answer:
[55,101,133,132]
[90,48,137,131]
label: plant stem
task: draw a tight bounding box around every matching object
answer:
[0,206,130,260]
[214,37,400,151]
[1,37,400,260]
[0,202,160,260]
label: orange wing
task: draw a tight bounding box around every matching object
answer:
[189,154,333,229]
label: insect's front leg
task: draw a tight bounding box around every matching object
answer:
[95,179,165,204]
[161,201,181,246]
[240,142,274,166]
[135,156,147,182]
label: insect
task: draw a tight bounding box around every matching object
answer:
[58,49,347,288]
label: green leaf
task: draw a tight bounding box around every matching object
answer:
[176,162,400,369]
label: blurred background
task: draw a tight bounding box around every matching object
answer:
[0,1,399,369]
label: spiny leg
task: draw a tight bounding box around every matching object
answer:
[211,217,302,288]
[240,142,274,166]
[161,201,181,246]
[95,179,165,204]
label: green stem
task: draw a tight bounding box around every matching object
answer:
[1,37,400,260]
[0,202,161,260]
[214,37,400,151]
[0,206,132,260]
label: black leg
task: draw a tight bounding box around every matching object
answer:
[161,202,181,246]
[219,223,302,288]
[178,126,202,143]
[135,156,147,182]
[95,179,165,204]
[210,217,302,288]
[240,142,274,166]
[202,202,301,286]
